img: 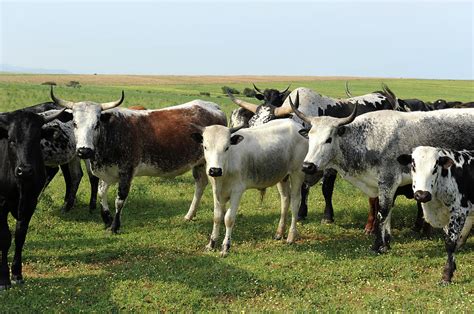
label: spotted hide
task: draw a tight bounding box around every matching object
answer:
[398,146,473,283]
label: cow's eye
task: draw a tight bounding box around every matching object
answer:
[73,122,77,129]
[325,137,332,144]
[225,146,229,152]
[203,146,207,150]
[94,123,100,130]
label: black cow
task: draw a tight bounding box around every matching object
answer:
[0,109,64,290]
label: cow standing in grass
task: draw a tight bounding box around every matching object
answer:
[398,147,473,283]
[51,88,226,232]
[191,119,308,256]
[289,94,474,253]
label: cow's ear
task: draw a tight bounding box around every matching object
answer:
[397,154,412,166]
[337,126,346,136]
[298,128,309,139]
[100,113,113,123]
[0,117,7,139]
[438,156,454,169]
[191,133,203,144]
[57,110,73,123]
[230,134,244,145]
[41,126,61,140]
[255,94,264,101]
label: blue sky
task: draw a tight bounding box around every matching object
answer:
[1,1,472,79]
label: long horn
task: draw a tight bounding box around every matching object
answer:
[280,84,291,95]
[229,124,244,133]
[336,103,358,127]
[274,105,293,117]
[381,83,398,109]
[50,86,74,109]
[345,81,353,98]
[227,91,258,113]
[43,108,67,123]
[101,90,125,110]
[288,91,311,124]
[252,83,263,94]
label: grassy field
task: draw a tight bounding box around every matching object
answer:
[0,74,472,311]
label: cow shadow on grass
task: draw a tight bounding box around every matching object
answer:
[3,245,279,311]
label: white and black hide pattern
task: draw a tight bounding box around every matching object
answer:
[302,108,474,253]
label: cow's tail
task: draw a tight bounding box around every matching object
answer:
[259,188,266,204]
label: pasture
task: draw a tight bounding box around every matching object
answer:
[0,74,472,311]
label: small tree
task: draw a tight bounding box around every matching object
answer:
[66,80,81,88]
[222,86,240,95]
[200,91,211,97]
[41,81,57,86]
[242,87,256,98]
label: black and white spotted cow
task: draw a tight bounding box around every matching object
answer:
[397,146,473,283]
[289,95,474,253]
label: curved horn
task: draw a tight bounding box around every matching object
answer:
[381,83,398,110]
[50,86,74,109]
[101,90,125,110]
[336,103,358,127]
[345,81,353,98]
[229,124,244,134]
[288,91,311,124]
[252,83,263,94]
[43,108,67,123]
[274,105,293,117]
[280,84,291,95]
[227,91,258,113]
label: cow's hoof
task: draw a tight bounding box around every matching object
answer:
[60,203,73,213]
[321,218,334,224]
[110,226,120,234]
[205,239,216,251]
[220,250,229,258]
[287,235,296,244]
[11,274,24,285]
[364,227,375,235]
[296,216,306,222]
[184,214,195,221]
[438,279,451,286]
[376,245,390,254]
[274,234,283,241]
[0,284,11,291]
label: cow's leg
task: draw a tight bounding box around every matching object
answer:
[221,189,244,257]
[373,177,399,253]
[321,169,337,224]
[44,166,59,189]
[297,183,309,221]
[441,210,468,284]
[11,216,32,284]
[110,170,133,234]
[287,173,304,243]
[275,179,290,240]
[98,180,113,228]
[61,158,83,213]
[184,164,208,221]
[365,197,378,234]
[206,184,225,251]
[85,160,99,212]
[0,211,12,290]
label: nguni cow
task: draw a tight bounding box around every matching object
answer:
[191,119,307,256]
[289,94,474,253]
[0,108,64,290]
[3,103,99,212]
[397,146,473,283]
[51,88,227,233]
[228,84,291,128]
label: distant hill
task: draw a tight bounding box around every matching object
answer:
[0,64,72,74]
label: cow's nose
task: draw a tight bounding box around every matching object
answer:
[15,165,33,178]
[302,162,318,175]
[77,147,94,159]
[208,167,223,177]
[414,190,432,203]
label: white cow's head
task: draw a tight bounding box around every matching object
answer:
[51,87,124,159]
[288,91,358,175]
[191,124,244,177]
[397,146,454,203]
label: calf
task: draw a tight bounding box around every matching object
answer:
[51,89,227,232]
[398,147,473,283]
[191,119,307,256]
[0,109,64,290]
[289,93,474,253]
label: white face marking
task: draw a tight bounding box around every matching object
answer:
[72,102,102,151]
[304,117,339,170]
[202,126,231,175]
[411,146,440,194]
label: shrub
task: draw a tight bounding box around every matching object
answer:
[66,80,81,88]
[200,91,211,97]
[222,86,240,95]
[242,87,256,98]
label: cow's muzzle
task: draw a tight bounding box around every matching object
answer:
[302,162,318,175]
[15,165,33,178]
[414,190,432,203]
[77,147,94,159]
[208,167,223,177]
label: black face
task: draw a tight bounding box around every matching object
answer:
[255,89,289,107]
[0,111,46,179]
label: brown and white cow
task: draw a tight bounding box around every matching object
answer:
[51,88,227,233]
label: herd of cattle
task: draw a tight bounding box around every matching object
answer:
[0,83,472,291]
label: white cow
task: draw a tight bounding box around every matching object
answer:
[398,146,473,283]
[191,119,308,256]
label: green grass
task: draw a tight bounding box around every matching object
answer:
[0,76,473,311]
